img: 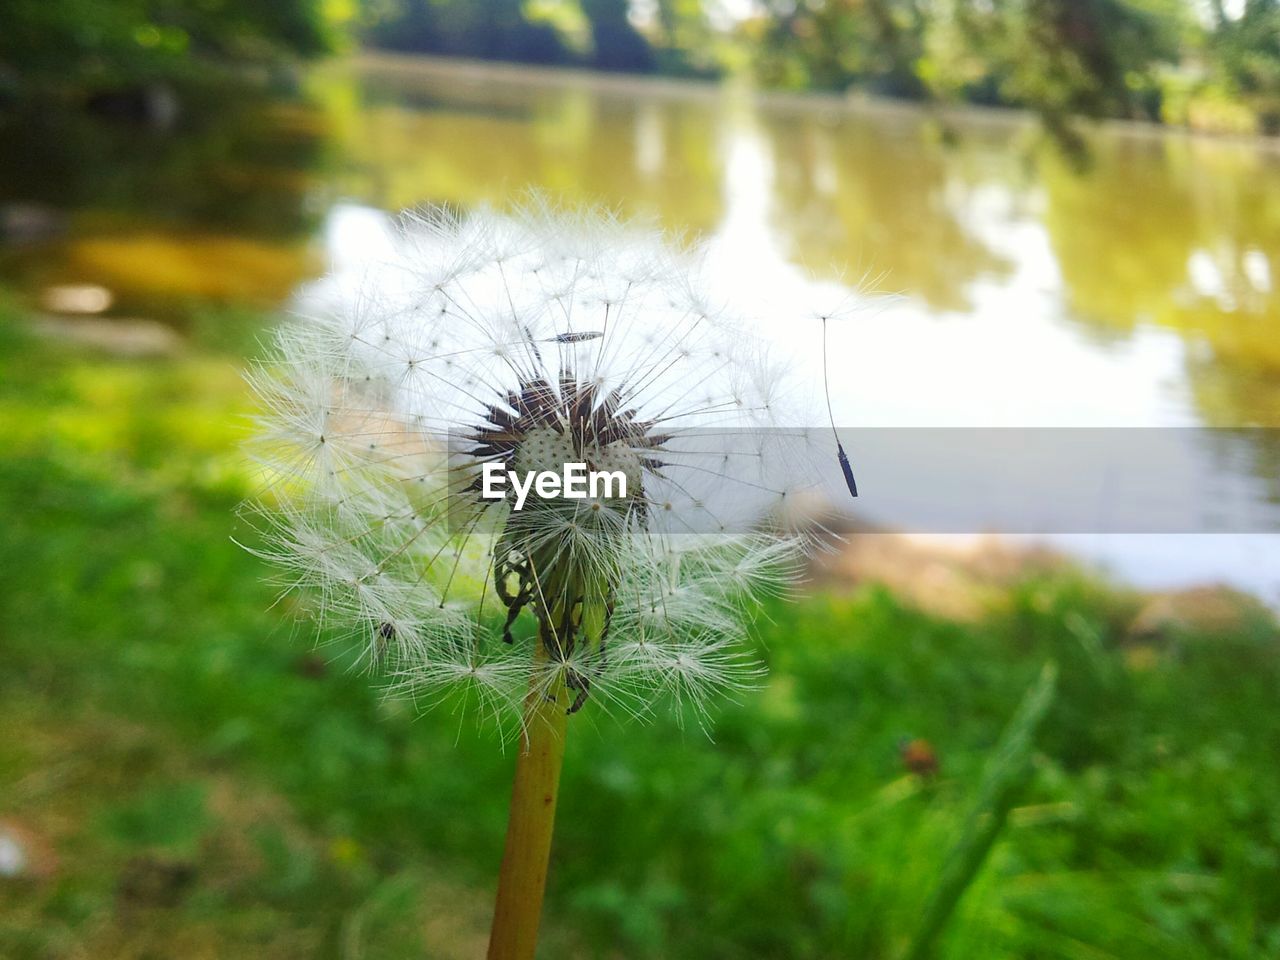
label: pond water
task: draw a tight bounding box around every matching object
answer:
[3,54,1278,597]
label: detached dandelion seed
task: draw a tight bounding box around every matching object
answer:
[247,198,828,960]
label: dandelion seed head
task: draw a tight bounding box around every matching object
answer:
[251,198,830,732]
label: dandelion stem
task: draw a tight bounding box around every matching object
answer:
[488,647,569,960]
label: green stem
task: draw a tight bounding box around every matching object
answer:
[487,649,569,960]
[904,662,1058,960]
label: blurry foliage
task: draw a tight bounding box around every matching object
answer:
[355,0,672,72]
[8,0,1280,141]
[906,661,1059,960]
[1206,0,1280,134]
[343,0,1280,141]
[0,0,336,92]
[359,0,575,65]
[745,0,1280,140]
[1,309,1279,958]
[582,0,657,72]
[749,0,930,96]
[651,0,725,77]
[353,0,720,77]
[748,0,1186,149]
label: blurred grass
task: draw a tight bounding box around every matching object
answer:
[1,298,1279,959]
[906,661,1058,960]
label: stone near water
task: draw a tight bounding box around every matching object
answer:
[41,283,114,315]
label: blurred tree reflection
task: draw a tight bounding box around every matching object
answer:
[0,80,331,312]
[1039,134,1280,425]
[0,90,329,236]
[760,108,1011,311]
[314,63,724,232]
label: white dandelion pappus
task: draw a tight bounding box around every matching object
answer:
[250,199,826,730]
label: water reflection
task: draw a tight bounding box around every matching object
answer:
[318,60,726,230]
[2,55,1277,592]
[759,105,1013,312]
[0,84,329,313]
[1038,134,1280,426]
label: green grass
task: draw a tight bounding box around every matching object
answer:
[1,305,1279,958]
